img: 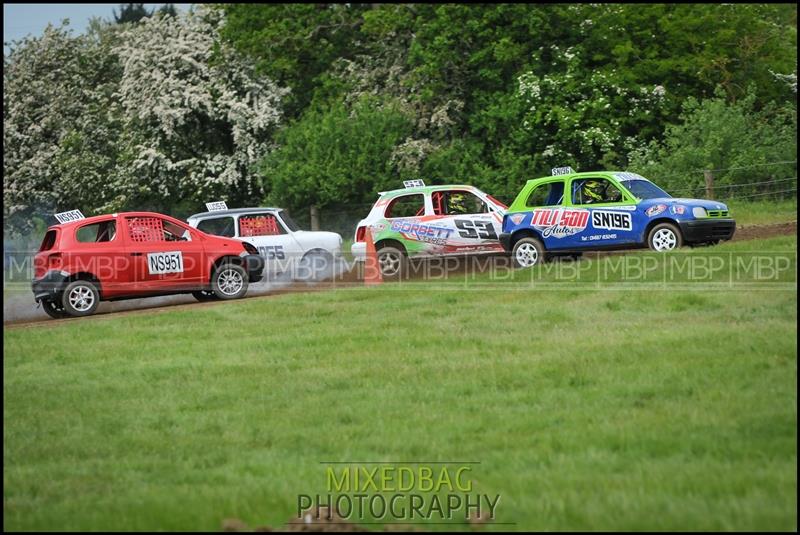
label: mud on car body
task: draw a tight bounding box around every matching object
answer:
[31,211,265,318]
[500,170,736,268]
[351,183,507,277]
[187,207,342,277]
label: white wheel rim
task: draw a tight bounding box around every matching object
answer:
[379,252,401,276]
[516,243,539,267]
[68,285,95,312]
[652,228,677,251]
[218,269,244,296]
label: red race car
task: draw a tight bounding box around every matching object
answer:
[31,211,265,318]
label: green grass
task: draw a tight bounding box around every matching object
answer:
[726,198,797,226]
[4,236,797,531]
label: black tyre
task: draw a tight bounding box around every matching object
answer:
[211,263,249,300]
[61,279,100,317]
[511,237,545,268]
[647,222,683,252]
[192,290,220,302]
[377,245,406,279]
[41,299,68,319]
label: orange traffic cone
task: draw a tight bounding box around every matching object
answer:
[363,227,383,285]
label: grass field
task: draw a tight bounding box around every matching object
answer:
[3,235,797,531]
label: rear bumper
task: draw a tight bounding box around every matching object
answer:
[499,232,513,252]
[678,219,736,243]
[243,254,265,283]
[31,270,70,302]
[351,242,366,261]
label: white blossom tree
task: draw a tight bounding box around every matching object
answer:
[3,6,287,235]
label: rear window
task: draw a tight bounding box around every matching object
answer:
[39,230,58,251]
[385,194,425,218]
[526,181,565,207]
[197,216,235,238]
[76,221,117,243]
[239,214,285,236]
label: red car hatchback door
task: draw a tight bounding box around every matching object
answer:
[122,215,207,293]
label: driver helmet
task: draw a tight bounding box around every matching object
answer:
[582,180,604,203]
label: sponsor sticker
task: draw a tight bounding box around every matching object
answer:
[147,251,184,275]
[391,219,454,245]
[508,213,526,225]
[54,209,85,224]
[670,205,686,215]
[530,208,589,238]
[206,201,228,211]
[646,204,667,217]
[591,210,632,231]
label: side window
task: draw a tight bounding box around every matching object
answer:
[526,181,565,208]
[239,213,286,237]
[127,217,191,242]
[76,221,117,243]
[432,190,489,215]
[197,216,235,238]
[385,194,425,218]
[571,178,624,205]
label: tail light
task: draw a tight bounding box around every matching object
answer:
[242,241,259,255]
[48,253,63,269]
[355,226,366,242]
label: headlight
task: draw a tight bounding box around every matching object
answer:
[692,207,707,218]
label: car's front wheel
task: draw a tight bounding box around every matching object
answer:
[647,223,683,252]
[512,237,545,268]
[61,279,100,317]
[212,263,249,300]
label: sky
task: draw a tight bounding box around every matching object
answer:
[3,3,190,51]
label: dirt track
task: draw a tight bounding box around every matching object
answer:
[4,220,795,330]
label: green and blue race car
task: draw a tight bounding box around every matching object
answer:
[500,168,736,267]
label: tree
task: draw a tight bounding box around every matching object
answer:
[113,3,152,24]
[3,7,288,234]
[628,88,797,194]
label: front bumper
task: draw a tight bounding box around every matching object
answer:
[678,218,736,243]
[243,254,265,283]
[31,270,70,302]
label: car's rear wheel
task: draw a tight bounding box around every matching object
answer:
[192,290,219,302]
[512,237,545,268]
[377,246,406,279]
[61,280,100,317]
[648,223,683,252]
[41,299,68,319]
[212,263,249,300]
[299,249,335,282]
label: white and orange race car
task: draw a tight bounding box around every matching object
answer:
[351,182,507,277]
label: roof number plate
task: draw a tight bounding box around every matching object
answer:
[403,180,426,188]
[551,166,575,176]
[54,210,85,224]
[206,201,228,211]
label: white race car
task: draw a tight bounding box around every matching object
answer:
[187,207,342,278]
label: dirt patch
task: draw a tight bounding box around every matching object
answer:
[733,220,796,242]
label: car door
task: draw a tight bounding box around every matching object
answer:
[71,217,130,298]
[123,215,206,293]
[567,176,638,248]
[432,189,501,255]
